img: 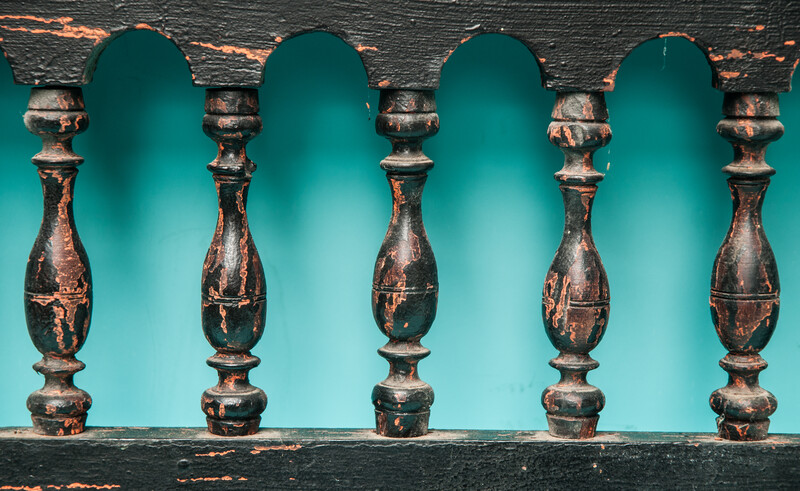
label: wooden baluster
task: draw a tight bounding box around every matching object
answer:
[200,89,267,436]
[542,92,611,439]
[710,93,782,441]
[23,87,92,436]
[372,90,439,437]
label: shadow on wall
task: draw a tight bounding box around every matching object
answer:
[0,31,797,433]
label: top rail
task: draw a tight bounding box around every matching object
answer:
[0,1,797,91]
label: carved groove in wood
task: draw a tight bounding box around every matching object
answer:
[710,92,782,441]
[200,88,268,436]
[542,92,611,439]
[372,89,439,438]
[23,87,93,436]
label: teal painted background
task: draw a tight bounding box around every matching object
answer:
[0,32,798,433]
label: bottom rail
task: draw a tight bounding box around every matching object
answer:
[0,428,798,489]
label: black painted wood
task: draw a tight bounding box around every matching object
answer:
[0,1,797,92]
[201,89,268,437]
[372,90,439,437]
[542,92,611,440]
[4,0,800,487]
[0,428,799,489]
[709,93,782,441]
[23,87,93,437]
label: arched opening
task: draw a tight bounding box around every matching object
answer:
[247,31,384,429]
[428,33,557,431]
[68,29,205,427]
[597,36,736,433]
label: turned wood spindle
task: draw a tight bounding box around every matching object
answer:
[372,90,439,438]
[542,92,611,439]
[23,87,93,436]
[201,88,267,436]
[709,93,783,441]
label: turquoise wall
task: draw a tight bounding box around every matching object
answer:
[0,32,798,433]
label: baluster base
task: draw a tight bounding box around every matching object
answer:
[30,414,87,436]
[710,354,776,442]
[716,417,770,441]
[26,358,91,436]
[206,417,262,437]
[201,385,266,437]
[375,410,429,438]
[546,414,598,440]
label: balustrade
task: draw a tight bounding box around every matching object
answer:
[1,1,800,486]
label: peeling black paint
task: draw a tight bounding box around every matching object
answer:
[23,86,93,437]
[542,92,611,440]
[372,90,438,438]
[201,89,267,437]
[710,92,782,441]
[0,2,797,91]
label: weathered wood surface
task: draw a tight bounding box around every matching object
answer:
[0,428,798,489]
[200,89,268,437]
[23,87,93,437]
[0,1,797,91]
[541,92,611,440]
[4,0,800,487]
[709,93,782,441]
[372,90,439,438]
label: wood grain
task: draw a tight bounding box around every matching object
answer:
[0,1,796,91]
[0,428,799,489]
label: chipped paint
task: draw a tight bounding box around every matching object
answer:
[250,444,301,454]
[710,49,787,62]
[372,90,438,438]
[47,485,120,490]
[201,89,267,437]
[356,44,378,52]
[0,15,109,44]
[0,485,122,490]
[195,449,235,457]
[710,93,782,441]
[443,47,456,63]
[189,41,272,65]
[175,476,242,483]
[543,92,610,440]
[23,87,93,437]
[658,31,696,42]
[602,67,618,90]
[443,35,474,63]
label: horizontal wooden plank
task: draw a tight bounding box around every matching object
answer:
[0,428,798,489]
[0,1,797,91]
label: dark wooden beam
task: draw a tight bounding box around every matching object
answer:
[0,1,797,92]
[0,428,798,489]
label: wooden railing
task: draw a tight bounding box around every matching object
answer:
[1,1,799,488]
